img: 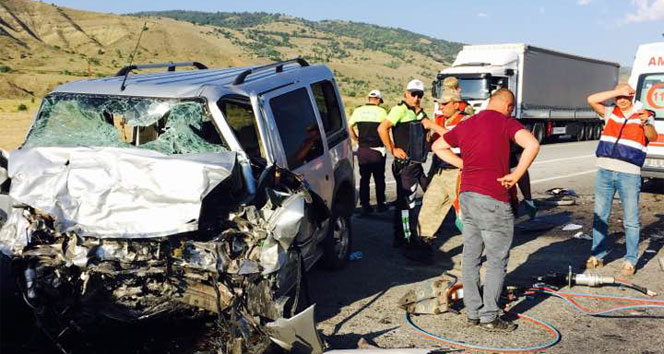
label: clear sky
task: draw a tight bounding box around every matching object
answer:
[50,0,664,66]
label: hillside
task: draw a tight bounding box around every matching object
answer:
[0,0,463,149]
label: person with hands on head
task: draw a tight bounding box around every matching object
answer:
[432,88,540,332]
[585,83,657,276]
[378,79,446,250]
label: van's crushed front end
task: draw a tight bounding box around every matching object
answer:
[0,92,328,351]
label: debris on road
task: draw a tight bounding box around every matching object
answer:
[546,187,577,196]
[350,251,364,261]
[573,231,592,240]
[398,273,463,315]
[536,187,579,206]
[562,223,584,231]
[265,305,325,354]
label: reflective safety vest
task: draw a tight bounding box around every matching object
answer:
[432,111,467,168]
[432,111,467,142]
[349,104,387,148]
[595,106,650,167]
[387,102,428,162]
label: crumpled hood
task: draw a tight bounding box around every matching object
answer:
[7,147,237,238]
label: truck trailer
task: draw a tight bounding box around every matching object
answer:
[432,43,619,143]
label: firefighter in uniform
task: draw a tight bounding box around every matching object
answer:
[416,89,467,263]
[349,90,388,215]
[378,80,446,248]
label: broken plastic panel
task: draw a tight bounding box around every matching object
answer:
[23,93,229,155]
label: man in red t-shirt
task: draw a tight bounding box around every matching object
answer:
[432,89,540,332]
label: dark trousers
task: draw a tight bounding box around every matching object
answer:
[358,147,386,208]
[392,161,427,245]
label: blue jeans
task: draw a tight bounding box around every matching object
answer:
[591,168,641,265]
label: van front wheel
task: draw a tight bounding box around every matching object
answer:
[322,213,351,270]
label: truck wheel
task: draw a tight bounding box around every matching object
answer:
[593,124,602,140]
[576,124,586,141]
[532,123,545,144]
[322,212,351,270]
[584,124,592,141]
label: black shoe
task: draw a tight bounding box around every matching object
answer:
[465,318,480,327]
[375,203,389,213]
[479,318,517,332]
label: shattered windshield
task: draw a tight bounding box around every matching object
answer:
[24,93,229,154]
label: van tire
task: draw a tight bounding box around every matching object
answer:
[322,212,351,270]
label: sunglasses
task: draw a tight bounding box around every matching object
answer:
[409,91,424,99]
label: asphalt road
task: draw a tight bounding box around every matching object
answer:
[354,140,602,200]
[315,139,664,352]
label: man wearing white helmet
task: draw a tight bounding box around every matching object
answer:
[349,89,389,215]
[378,79,446,250]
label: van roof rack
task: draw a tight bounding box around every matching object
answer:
[115,62,208,77]
[117,62,208,91]
[233,58,309,85]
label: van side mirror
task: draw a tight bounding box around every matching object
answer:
[431,80,440,99]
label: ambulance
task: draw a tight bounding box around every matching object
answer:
[629,42,664,180]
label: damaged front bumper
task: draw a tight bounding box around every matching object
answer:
[0,147,329,351]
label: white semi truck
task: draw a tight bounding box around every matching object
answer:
[432,43,619,143]
[629,42,664,181]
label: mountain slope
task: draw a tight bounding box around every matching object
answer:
[0,0,463,149]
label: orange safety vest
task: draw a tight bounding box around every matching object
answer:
[595,106,650,167]
[432,111,467,142]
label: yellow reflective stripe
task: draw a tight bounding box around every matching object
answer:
[350,105,387,125]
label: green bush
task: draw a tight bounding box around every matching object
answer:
[0,65,11,73]
[17,104,27,111]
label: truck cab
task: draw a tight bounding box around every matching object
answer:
[432,43,619,143]
[629,42,664,180]
[432,46,517,113]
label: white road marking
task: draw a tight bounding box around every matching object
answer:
[531,154,594,166]
[530,169,596,184]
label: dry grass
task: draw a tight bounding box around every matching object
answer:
[0,0,450,150]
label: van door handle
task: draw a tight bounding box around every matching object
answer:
[325,175,329,181]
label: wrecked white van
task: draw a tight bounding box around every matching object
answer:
[0,59,355,351]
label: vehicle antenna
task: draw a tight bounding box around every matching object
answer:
[120,21,148,91]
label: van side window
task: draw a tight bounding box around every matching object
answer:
[270,88,324,169]
[311,81,343,136]
[218,98,266,161]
